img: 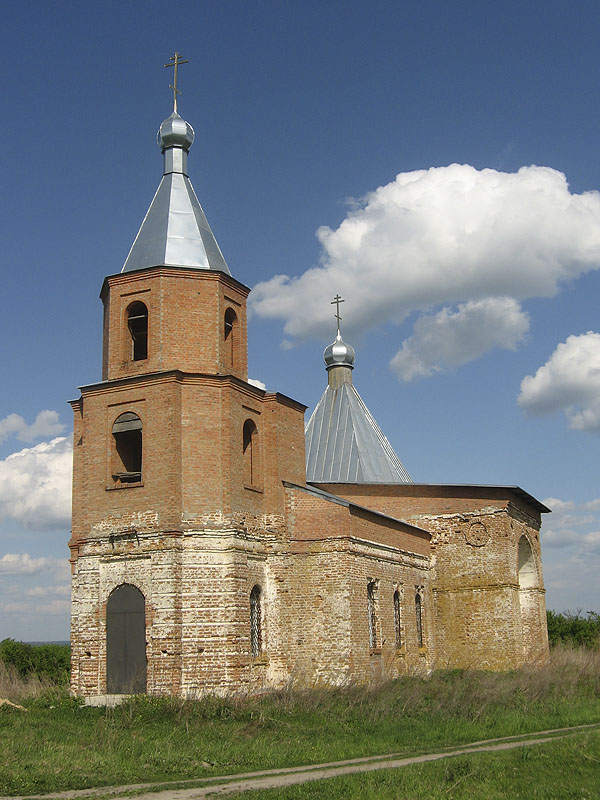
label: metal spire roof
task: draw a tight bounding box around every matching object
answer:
[305,321,412,484]
[122,111,230,274]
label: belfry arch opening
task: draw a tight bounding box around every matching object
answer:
[106,584,147,694]
[127,302,148,361]
[224,307,237,369]
[243,419,260,488]
[112,412,142,483]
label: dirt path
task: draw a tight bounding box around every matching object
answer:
[4,722,599,800]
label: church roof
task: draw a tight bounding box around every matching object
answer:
[122,111,230,274]
[305,327,412,484]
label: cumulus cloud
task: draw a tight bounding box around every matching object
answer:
[0,410,64,445]
[25,584,70,598]
[0,553,68,576]
[0,437,72,529]
[390,297,529,380]
[250,164,600,378]
[518,332,600,430]
[0,598,70,616]
[541,497,600,552]
[539,497,600,610]
[248,378,267,390]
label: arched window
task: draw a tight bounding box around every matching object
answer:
[250,585,262,657]
[224,308,237,368]
[243,419,260,487]
[415,591,424,648]
[518,535,537,589]
[367,581,377,649]
[127,302,148,361]
[112,412,142,483]
[393,590,402,648]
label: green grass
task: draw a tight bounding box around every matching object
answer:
[0,646,599,795]
[223,731,600,799]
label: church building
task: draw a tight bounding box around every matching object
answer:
[69,85,549,699]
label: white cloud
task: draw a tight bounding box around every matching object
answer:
[518,332,600,430]
[539,497,600,610]
[390,297,529,380]
[0,410,64,445]
[0,553,68,576]
[0,598,70,616]
[25,584,70,598]
[0,437,72,529]
[248,378,267,390]
[250,164,600,378]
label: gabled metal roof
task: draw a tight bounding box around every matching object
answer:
[122,111,230,275]
[305,381,412,483]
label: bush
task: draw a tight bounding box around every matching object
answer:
[0,639,70,685]
[547,610,600,648]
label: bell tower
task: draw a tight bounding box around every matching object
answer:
[69,60,306,699]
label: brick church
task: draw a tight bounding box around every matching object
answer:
[69,95,549,699]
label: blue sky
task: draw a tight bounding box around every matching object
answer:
[2,0,600,640]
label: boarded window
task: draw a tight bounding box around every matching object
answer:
[367,581,377,649]
[250,585,262,657]
[127,302,148,361]
[106,584,147,694]
[393,590,402,648]
[112,412,142,483]
[415,592,424,648]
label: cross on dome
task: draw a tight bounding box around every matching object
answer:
[164,51,189,113]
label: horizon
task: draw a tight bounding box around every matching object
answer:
[1,0,600,639]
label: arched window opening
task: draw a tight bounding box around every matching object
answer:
[106,584,146,694]
[243,419,260,487]
[224,308,237,368]
[127,302,148,361]
[393,590,402,648]
[250,584,262,657]
[367,581,377,649]
[518,535,537,589]
[112,412,142,483]
[415,592,424,648]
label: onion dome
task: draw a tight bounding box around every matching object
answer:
[157,111,195,152]
[324,331,355,370]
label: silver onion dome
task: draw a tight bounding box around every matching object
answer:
[157,111,195,152]
[324,331,355,370]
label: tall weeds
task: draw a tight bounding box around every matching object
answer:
[0,659,57,700]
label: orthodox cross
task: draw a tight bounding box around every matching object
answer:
[164,51,189,113]
[331,294,344,334]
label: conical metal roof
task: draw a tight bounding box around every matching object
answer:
[305,382,412,483]
[305,326,412,484]
[122,112,230,274]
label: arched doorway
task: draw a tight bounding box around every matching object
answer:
[106,584,147,694]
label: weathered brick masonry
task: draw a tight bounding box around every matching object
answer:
[70,106,549,699]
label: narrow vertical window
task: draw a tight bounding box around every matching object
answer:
[224,308,237,368]
[243,419,260,487]
[367,581,377,649]
[393,590,402,648]
[415,591,424,648]
[250,585,262,657]
[127,302,148,361]
[112,412,142,483]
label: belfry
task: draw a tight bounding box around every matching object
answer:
[69,60,549,699]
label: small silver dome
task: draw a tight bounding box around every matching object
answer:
[324,331,355,370]
[157,111,195,152]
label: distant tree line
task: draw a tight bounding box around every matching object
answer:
[0,639,70,684]
[547,610,600,648]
